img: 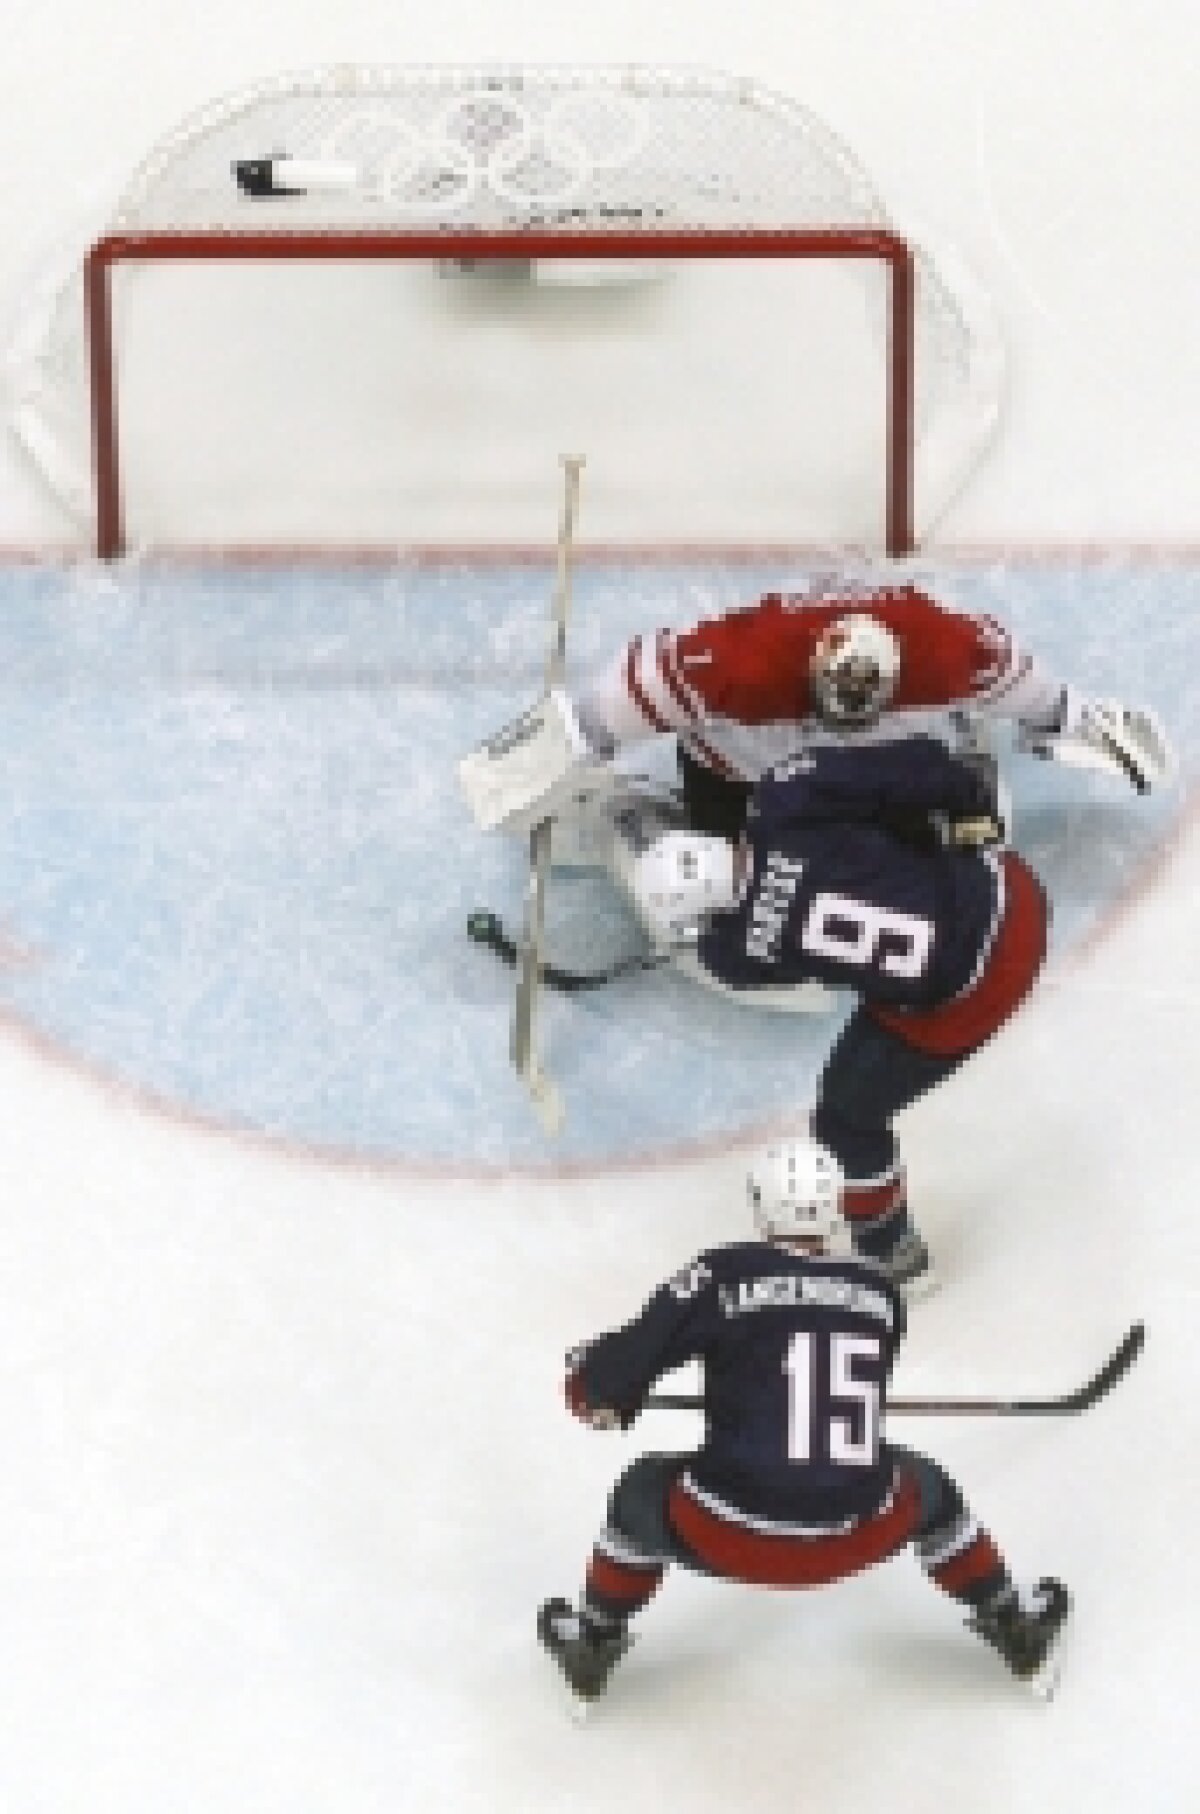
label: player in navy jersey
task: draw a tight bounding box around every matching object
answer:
[630,734,1050,1292]
[538,1137,1069,1708]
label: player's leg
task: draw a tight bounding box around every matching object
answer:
[894,1444,1071,1698]
[538,1453,684,1704]
[817,853,1052,1289]
[676,747,754,838]
[811,1010,957,1293]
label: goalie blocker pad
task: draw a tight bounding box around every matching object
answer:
[459,689,608,834]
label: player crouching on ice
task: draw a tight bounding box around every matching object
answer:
[538,1137,1070,1710]
[632,734,1050,1295]
[460,583,1173,858]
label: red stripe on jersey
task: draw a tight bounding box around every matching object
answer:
[586,1551,665,1606]
[658,634,701,723]
[841,1174,905,1226]
[659,637,744,775]
[932,1532,1005,1595]
[977,650,1032,705]
[684,730,742,780]
[869,852,1048,1057]
[626,637,673,734]
[667,1470,921,1588]
[966,613,1016,694]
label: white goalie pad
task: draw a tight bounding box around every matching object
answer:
[459,688,602,833]
[1020,700,1175,795]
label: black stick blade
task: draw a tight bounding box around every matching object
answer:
[1063,1320,1145,1411]
[467,907,663,994]
[467,910,517,966]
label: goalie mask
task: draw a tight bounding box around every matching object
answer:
[631,831,737,944]
[748,1138,844,1248]
[810,615,901,728]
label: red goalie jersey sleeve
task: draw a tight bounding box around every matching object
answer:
[581,587,1061,762]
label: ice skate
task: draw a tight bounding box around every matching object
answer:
[968,1578,1070,1700]
[537,1597,632,1714]
[873,1228,939,1301]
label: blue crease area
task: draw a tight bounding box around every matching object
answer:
[0,555,1195,1165]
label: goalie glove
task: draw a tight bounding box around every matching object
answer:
[1018,691,1174,795]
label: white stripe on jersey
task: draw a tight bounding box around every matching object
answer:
[678,1471,898,1538]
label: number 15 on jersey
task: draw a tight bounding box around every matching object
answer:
[783,1330,883,1465]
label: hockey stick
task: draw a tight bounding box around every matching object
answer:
[468,909,670,993]
[511,456,585,1135]
[645,1322,1144,1417]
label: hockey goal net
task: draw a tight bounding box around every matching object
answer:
[7,65,1004,557]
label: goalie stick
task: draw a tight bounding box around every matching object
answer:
[645,1321,1144,1417]
[511,456,585,1135]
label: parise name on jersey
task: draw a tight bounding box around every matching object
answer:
[699,734,1002,1007]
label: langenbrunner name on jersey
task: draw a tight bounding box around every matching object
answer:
[719,1273,895,1326]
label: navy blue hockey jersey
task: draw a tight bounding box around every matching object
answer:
[697,736,1001,1006]
[569,1241,907,1526]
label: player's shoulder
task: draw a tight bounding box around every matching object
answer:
[666,1240,770,1290]
[862,582,992,640]
[658,1248,728,1301]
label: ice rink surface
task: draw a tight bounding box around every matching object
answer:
[0,554,1195,1169]
[1,4,1199,1811]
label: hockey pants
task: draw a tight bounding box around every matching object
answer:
[583,1448,1011,1626]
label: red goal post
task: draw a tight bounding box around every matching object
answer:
[85,224,917,560]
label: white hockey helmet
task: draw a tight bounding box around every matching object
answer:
[810,615,901,727]
[631,830,737,943]
[747,1138,844,1247]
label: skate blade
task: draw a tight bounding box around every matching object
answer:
[902,1267,941,1304]
[553,1673,597,1725]
[1026,1615,1070,1703]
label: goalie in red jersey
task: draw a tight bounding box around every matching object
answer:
[460,580,1172,863]
[571,583,1174,836]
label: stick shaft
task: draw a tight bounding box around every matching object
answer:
[646,1324,1143,1418]
[511,455,585,1133]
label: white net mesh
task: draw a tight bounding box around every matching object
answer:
[114,66,883,230]
[4,65,1004,549]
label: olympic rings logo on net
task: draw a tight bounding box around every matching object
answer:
[309,88,648,217]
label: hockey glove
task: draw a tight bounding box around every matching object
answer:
[565,1370,636,1430]
[1018,693,1174,794]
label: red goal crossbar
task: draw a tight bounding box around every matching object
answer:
[84,227,916,560]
